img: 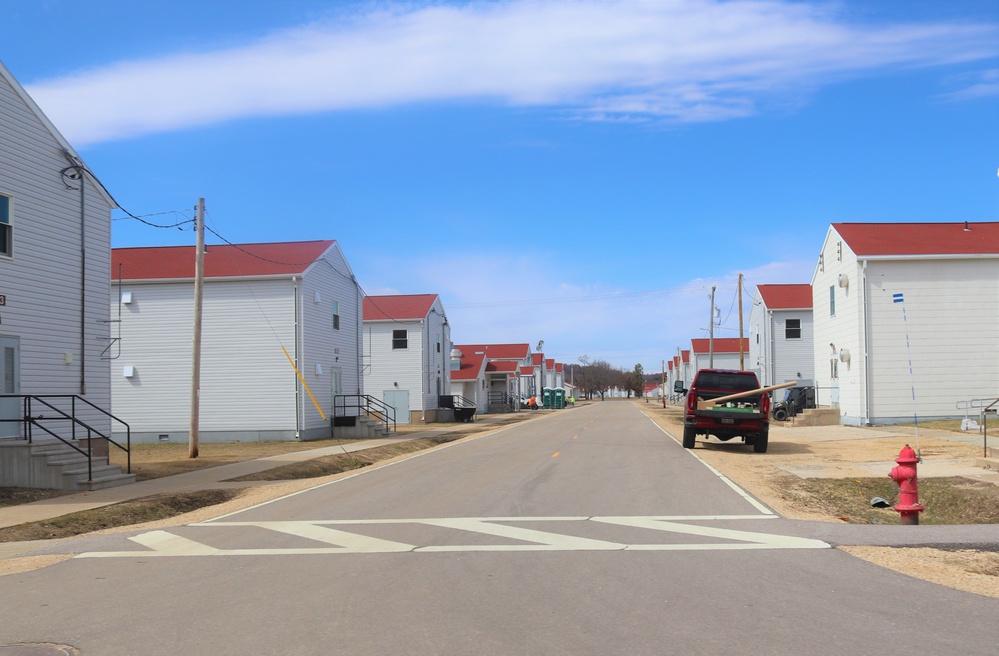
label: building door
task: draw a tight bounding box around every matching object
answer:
[383,389,410,424]
[0,337,20,438]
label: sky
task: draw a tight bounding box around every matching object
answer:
[3,0,998,373]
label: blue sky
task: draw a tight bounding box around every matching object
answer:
[4,0,998,372]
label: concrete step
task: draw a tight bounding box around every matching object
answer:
[62,464,136,491]
[788,407,840,427]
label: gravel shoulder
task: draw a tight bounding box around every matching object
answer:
[639,401,999,599]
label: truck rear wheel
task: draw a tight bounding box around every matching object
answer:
[773,407,788,422]
[753,429,769,453]
[682,426,696,449]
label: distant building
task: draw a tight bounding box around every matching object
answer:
[363,293,450,423]
[690,338,750,373]
[748,284,814,387]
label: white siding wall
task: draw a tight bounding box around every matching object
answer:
[812,231,865,422]
[865,258,999,422]
[423,298,451,410]
[0,70,113,435]
[111,278,299,441]
[364,320,423,422]
[773,310,814,385]
[748,294,768,384]
[692,350,743,373]
[301,245,364,435]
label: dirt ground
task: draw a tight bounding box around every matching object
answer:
[639,400,999,599]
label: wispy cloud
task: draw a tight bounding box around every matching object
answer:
[26,0,999,145]
[358,249,814,369]
[939,68,999,101]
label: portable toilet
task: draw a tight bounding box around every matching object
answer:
[553,388,565,409]
[542,388,553,409]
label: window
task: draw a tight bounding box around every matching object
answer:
[331,300,340,331]
[392,329,408,349]
[785,319,801,339]
[0,194,11,257]
[829,286,835,316]
[436,334,441,353]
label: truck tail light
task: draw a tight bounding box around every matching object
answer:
[760,393,770,416]
[686,392,696,414]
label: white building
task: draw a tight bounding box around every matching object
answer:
[0,63,128,488]
[363,293,451,423]
[448,348,488,414]
[811,222,999,425]
[748,284,814,387]
[690,338,750,373]
[110,240,363,442]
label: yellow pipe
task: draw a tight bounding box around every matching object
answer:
[282,345,326,421]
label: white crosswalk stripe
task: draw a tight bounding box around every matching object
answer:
[74,515,829,558]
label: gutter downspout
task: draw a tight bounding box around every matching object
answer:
[768,309,775,387]
[862,260,872,426]
[78,171,87,395]
[293,276,301,439]
[421,318,427,423]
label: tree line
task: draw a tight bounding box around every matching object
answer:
[564,357,648,400]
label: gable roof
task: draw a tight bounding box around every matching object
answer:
[681,350,690,363]
[1,61,116,208]
[364,294,439,321]
[486,360,519,374]
[112,240,337,280]
[531,353,544,366]
[833,222,999,258]
[450,350,486,381]
[455,344,531,360]
[690,338,749,354]
[757,284,812,310]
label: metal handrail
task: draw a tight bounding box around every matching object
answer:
[0,394,131,480]
[333,394,397,433]
[438,394,475,409]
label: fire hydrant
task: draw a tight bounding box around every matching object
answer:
[888,444,924,525]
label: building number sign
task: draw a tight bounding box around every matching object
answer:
[0,294,5,306]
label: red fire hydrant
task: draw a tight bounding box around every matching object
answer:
[888,444,924,525]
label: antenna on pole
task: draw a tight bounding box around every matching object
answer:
[738,273,745,370]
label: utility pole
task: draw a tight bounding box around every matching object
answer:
[189,198,205,459]
[738,273,745,370]
[661,359,666,408]
[708,285,716,368]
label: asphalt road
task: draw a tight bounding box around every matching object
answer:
[1,402,996,655]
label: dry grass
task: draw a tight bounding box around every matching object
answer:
[0,490,240,543]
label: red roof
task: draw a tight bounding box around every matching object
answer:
[668,361,674,371]
[364,294,439,321]
[833,222,999,257]
[554,363,563,373]
[112,240,336,280]
[531,353,544,366]
[455,344,531,360]
[450,350,486,381]
[545,358,554,369]
[757,284,811,310]
[690,338,749,354]
[486,361,519,373]
[520,366,534,375]
[681,350,690,363]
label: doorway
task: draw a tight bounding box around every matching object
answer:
[0,336,20,438]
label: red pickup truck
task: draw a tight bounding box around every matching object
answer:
[678,368,771,453]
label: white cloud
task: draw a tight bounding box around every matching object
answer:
[357,249,814,370]
[26,0,999,145]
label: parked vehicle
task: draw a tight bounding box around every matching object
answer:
[678,369,771,453]
[771,386,816,421]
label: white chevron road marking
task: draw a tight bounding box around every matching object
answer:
[74,515,829,558]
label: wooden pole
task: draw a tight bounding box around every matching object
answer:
[189,198,204,459]
[708,286,716,368]
[738,273,745,370]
